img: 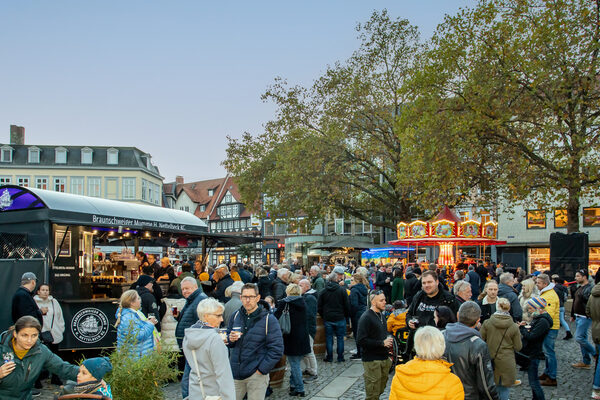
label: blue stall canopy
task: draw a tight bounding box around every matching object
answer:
[361,246,414,260]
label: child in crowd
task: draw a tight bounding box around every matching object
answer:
[60,357,113,399]
[387,300,408,336]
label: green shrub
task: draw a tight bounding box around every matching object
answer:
[105,329,180,400]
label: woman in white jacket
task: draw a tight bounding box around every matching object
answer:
[34,283,65,385]
[183,297,234,400]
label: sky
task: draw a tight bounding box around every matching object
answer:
[1,1,476,183]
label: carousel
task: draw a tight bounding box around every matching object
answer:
[389,206,506,268]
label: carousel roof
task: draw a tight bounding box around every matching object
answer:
[431,205,462,224]
[388,237,506,246]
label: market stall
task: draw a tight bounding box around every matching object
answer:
[389,206,506,268]
[0,185,260,349]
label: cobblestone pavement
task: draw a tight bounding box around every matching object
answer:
[40,322,596,399]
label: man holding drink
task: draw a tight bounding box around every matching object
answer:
[406,270,459,329]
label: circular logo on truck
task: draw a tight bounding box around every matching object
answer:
[71,307,109,344]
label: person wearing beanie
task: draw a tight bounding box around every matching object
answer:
[519,296,552,400]
[59,357,113,399]
[135,274,162,332]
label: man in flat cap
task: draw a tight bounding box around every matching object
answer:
[11,272,43,325]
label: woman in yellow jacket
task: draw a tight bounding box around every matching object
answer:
[389,326,464,400]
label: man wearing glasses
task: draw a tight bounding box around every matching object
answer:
[228,283,284,400]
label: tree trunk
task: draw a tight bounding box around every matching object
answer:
[566,187,581,233]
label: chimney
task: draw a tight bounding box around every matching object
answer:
[10,125,24,145]
[175,176,184,185]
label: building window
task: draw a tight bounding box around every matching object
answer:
[480,210,492,225]
[107,148,119,165]
[199,204,206,212]
[105,178,118,199]
[28,147,40,163]
[583,208,600,227]
[81,148,93,164]
[122,178,136,200]
[0,176,12,184]
[459,211,470,222]
[35,177,48,190]
[224,192,233,203]
[554,209,568,229]
[141,179,148,201]
[208,189,214,196]
[55,147,67,164]
[234,220,240,229]
[53,177,66,192]
[1,146,13,162]
[17,176,29,187]
[88,177,101,197]
[152,183,160,205]
[527,210,546,229]
[70,177,84,195]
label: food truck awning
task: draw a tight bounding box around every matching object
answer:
[0,185,208,235]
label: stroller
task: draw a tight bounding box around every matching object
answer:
[388,326,413,371]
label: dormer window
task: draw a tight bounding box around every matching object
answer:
[81,147,93,164]
[55,147,67,164]
[28,147,40,163]
[224,192,233,203]
[1,146,13,163]
[199,204,206,212]
[208,189,214,196]
[107,148,119,165]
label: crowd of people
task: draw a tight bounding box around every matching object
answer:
[5,256,600,400]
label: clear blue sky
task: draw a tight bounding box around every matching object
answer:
[1,1,476,182]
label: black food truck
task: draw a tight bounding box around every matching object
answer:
[0,185,260,350]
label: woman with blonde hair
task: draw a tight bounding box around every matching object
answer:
[481,297,523,400]
[519,279,538,323]
[115,289,159,359]
[274,284,311,397]
[389,326,464,399]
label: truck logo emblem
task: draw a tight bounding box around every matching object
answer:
[71,307,109,344]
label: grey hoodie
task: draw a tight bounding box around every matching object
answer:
[183,322,235,400]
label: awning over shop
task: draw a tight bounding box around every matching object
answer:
[310,237,373,250]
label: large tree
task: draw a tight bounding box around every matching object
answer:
[224,11,487,230]
[416,0,600,232]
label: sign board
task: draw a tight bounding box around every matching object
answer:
[250,214,262,229]
[60,300,117,350]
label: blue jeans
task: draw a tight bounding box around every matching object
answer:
[288,355,304,393]
[575,316,596,365]
[496,377,510,400]
[324,320,346,361]
[542,329,558,379]
[181,360,190,399]
[559,307,571,332]
[594,344,600,389]
[528,358,546,400]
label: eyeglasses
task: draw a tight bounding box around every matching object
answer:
[371,290,384,295]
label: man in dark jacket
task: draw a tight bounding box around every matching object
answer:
[170,262,201,295]
[299,279,318,380]
[11,272,43,325]
[135,275,161,332]
[228,283,284,400]
[465,265,481,300]
[571,270,595,368]
[407,270,459,329]
[175,277,208,399]
[131,265,164,305]
[375,264,393,303]
[403,268,421,305]
[476,263,489,292]
[443,301,499,400]
[497,272,523,321]
[318,267,350,362]
[210,265,235,303]
[271,268,291,302]
[154,257,176,283]
[357,291,393,400]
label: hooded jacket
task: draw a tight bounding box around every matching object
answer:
[302,289,318,338]
[136,286,161,332]
[317,280,350,322]
[0,330,78,400]
[33,295,65,344]
[183,322,235,400]
[389,358,464,400]
[586,284,600,344]
[480,312,522,386]
[539,283,560,330]
[497,284,522,322]
[443,322,499,400]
